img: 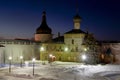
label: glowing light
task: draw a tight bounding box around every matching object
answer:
[20,56,23,59]
[84,48,87,51]
[9,56,12,60]
[64,47,68,51]
[82,54,87,60]
[49,54,53,57]
[32,58,36,62]
[40,47,44,51]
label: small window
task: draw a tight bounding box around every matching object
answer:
[72,39,74,44]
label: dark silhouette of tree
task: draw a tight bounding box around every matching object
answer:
[83,32,100,64]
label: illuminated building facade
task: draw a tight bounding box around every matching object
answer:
[38,11,98,63]
[0,11,119,64]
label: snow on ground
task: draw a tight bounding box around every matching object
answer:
[0,61,120,80]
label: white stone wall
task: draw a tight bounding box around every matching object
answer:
[0,40,40,64]
[0,47,4,64]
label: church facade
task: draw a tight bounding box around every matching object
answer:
[37,12,100,64]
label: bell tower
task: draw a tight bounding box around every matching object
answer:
[73,14,81,29]
[73,0,82,30]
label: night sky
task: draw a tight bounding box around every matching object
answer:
[0,0,120,41]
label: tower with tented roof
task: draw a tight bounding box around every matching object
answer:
[35,11,52,42]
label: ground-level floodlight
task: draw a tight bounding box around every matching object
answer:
[48,54,56,63]
[81,54,87,61]
[49,54,52,63]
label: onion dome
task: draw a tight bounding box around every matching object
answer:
[36,11,52,34]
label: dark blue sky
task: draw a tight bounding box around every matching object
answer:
[0,0,120,40]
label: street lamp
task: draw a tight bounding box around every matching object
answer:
[32,58,36,76]
[82,48,87,64]
[8,56,12,73]
[20,56,23,68]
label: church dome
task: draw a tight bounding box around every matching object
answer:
[36,11,52,34]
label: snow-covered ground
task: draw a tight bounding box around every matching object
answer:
[0,61,120,80]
